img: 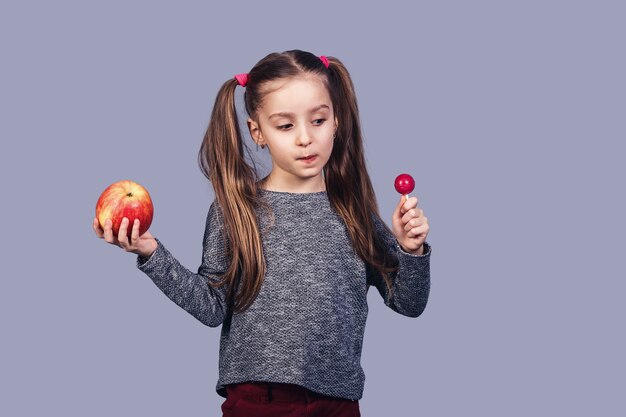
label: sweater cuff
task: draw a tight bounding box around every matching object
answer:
[395,241,431,258]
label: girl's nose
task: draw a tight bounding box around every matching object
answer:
[296,129,312,146]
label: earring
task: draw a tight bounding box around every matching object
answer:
[261,144,266,149]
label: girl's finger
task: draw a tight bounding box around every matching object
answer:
[402,196,419,213]
[103,219,115,243]
[408,224,429,238]
[130,219,140,243]
[401,208,423,225]
[404,213,428,231]
[117,218,130,247]
[404,216,426,232]
[396,195,407,216]
[93,218,104,238]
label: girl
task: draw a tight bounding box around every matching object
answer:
[93,49,431,417]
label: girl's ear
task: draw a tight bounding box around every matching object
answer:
[247,118,263,144]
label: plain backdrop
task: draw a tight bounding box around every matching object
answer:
[1,1,624,416]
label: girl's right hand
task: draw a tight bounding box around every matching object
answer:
[93,217,158,259]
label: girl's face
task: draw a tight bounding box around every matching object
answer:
[248,75,337,193]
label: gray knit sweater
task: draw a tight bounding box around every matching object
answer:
[136,189,431,401]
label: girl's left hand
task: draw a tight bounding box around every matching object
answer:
[391,195,429,255]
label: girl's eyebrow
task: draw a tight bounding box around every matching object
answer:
[268,104,330,120]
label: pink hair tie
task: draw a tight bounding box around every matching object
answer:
[319,55,329,69]
[234,73,249,87]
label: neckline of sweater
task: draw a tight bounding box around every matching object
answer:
[258,188,328,197]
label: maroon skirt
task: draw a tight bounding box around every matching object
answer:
[221,381,361,417]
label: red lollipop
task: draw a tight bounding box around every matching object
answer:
[394,173,415,197]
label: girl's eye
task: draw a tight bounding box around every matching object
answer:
[278,119,325,130]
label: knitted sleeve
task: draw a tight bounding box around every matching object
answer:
[366,211,431,318]
[136,200,230,327]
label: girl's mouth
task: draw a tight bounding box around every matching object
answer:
[299,155,317,163]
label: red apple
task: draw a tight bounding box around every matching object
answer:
[394,173,415,195]
[96,180,153,239]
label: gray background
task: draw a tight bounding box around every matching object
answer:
[1,0,624,415]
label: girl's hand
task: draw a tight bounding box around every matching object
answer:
[93,217,158,258]
[391,195,429,255]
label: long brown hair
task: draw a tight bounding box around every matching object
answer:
[198,49,398,314]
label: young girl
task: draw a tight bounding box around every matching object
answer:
[93,49,431,417]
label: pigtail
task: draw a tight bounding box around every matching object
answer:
[198,79,267,314]
[323,57,399,299]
